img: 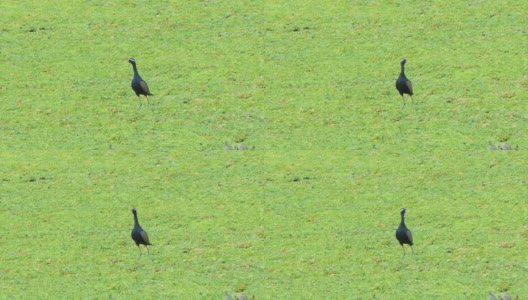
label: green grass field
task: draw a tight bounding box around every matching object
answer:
[1,0,528,298]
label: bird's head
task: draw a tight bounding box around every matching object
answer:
[128,58,136,64]
[400,208,406,215]
[400,58,407,65]
[131,208,137,214]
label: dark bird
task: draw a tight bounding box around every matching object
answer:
[128,58,153,110]
[131,208,151,259]
[395,58,414,110]
[395,208,414,259]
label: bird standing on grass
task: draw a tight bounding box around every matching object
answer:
[395,208,414,259]
[128,58,153,110]
[395,58,414,110]
[131,208,151,259]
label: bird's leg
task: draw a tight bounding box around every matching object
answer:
[137,246,143,260]
[410,95,415,106]
[400,246,406,260]
[411,245,416,261]
[146,96,152,112]
[400,96,406,110]
[146,246,152,260]
[137,97,142,110]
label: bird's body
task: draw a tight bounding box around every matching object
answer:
[395,208,414,259]
[131,208,151,259]
[128,58,153,110]
[395,58,414,110]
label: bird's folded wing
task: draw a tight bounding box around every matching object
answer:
[140,80,150,94]
[140,231,150,244]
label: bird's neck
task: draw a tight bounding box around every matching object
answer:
[400,64,405,75]
[131,64,139,76]
[400,215,405,225]
[133,214,139,225]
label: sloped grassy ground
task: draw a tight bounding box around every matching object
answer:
[1,0,527,298]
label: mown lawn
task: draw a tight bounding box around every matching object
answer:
[1,0,527,298]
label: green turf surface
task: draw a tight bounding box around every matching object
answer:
[1,0,527,298]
